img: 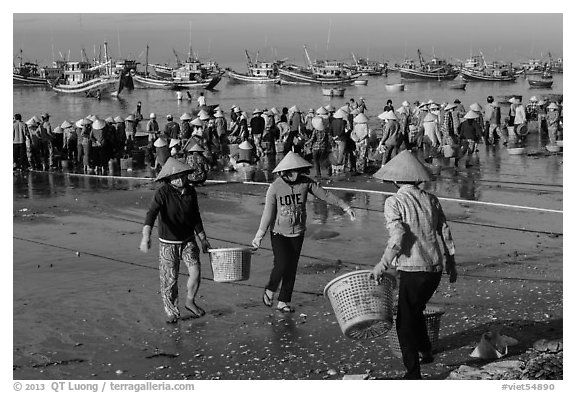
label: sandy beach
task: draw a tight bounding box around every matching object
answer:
[12,165,562,380]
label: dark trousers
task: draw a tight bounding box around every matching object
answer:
[266,233,304,302]
[312,150,328,177]
[13,143,27,169]
[397,271,442,379]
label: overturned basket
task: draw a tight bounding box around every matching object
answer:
[208,247,252,282]
[386,306,445,358]
[324,270,396,340]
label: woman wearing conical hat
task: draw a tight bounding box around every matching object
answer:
[185,143,210,185]
[370,150,457,379]
[153,137,170,169]
[251,152,356,313]
[457,110,482,167]
[140,158,212,324]
[377,110,401,165]
[306,116,332,179]
[350,113,370,173]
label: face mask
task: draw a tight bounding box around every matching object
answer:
[171,147,178,156]
[170,176,186,189]
[281,171,299,183]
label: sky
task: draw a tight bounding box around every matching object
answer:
[13,12,563,68]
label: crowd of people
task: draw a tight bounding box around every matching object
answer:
[14,94,563,177]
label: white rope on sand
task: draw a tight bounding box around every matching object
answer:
[56,172,563,214]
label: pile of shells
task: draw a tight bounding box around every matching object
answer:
[519,339,563,380]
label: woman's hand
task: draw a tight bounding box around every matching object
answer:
[139,236,150,253]
[345,207,356,221]
[200,238,212,253]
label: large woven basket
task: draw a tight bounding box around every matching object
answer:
[386,306,445,358]
[208,247,252,282]
[324,270,395,340]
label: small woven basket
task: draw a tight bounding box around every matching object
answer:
[386,306,445,358]
[208,247,252,282]
[324,270,395,340]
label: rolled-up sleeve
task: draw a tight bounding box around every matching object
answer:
[309,181,350,211]
[257,185,277,234]
[384,196,404,254]
[144,189,163,228]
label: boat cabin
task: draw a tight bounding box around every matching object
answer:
[61,61,100,85]
[248,61,277,78]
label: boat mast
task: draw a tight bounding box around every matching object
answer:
[351,52,359,66]
[303,45,313,68]
[104,41,110,75]
[417,49,425,66]
[145,45,149,76]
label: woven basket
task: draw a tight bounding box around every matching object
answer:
[237,165,256,181]
[208,247,252,282]
[324,270,395,340]
[545,144,561,153]
[386,306,445,358]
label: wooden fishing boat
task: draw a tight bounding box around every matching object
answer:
[398,50,458,80]
[322,87,345,97]
[448,81,467,90]
[460,54,516,82]
[13,49,64,86]
[227,50,280,84]
[278,45,361,85]
[384,83,405,92]
[528,79,553,88]
[350,53,383,76]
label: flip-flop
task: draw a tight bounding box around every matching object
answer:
[263,290,273,307]
[276,305,295,313]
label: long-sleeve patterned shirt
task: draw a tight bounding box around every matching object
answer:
[384,184,455,272]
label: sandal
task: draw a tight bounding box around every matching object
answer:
[276,305,295,313]
[262,290,273,307]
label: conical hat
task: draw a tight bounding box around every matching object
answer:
[339,105,350,114]
[75,118,92,127]
[547,102,559,110]
[92,119,106,130]
[198,111,210,120]
[169,139,181,148]
[424,113,437,122]
[396,106,408,115]
[272,151,312,173]
[180,112,192,120]
[316,106,328,115]
[418,102,428,108]
[402,100,410,107]
[445,103,457,111]
[153,138,168,148]
[464,110,480,119]
[105,116,115,123]
[333,109,345,119]
[469,102,482,112]
[429,103,440,110]
[187,143,205,152]
[529,95,538,102]
[214,110,224,118]
[312,116,325,131]
[61,120,73,128]
[537,100,546,106]
[114,116,124,123]
[373,150,431,182]
[324,104,335,112]
[154,157,194,181]
[52,126,63,134]
[380,111,398,120]
[270,107,280,115]
[239,140,253,150]
[289,105,300,113]
[191,118,203,127]
[354,113,368,124]
[253,108,262,114]
[125,114,135,121]
[234,106,242,113]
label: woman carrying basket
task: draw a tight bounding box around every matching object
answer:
[140,158,212,324]
[370,150,457,379]
[251,152,356,313]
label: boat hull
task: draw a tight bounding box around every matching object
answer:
[227,70,279,84]
[385,83,405,92]
[322,88,346,97]
[460,69,516,82]
[448,82,467,90]
[50,77,119,95]
[528,80,553,88]
[279,68,361,85]
[399,68,457,80]
[353,80,368,86]
[133,74,221,90]
[13,74,48,86]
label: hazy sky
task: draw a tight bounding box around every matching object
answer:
[13,13,563,67]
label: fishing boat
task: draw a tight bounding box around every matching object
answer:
[322,87,345,97]
[459,54,516,82]
[227,50,280,84]
[353,79,368,86]
[350,53,383,76]
[448,81,467,90]
[384,83,405,92]
[13,49,58,86]
[547,52,563,73]
[149,48,223,79]
[528,79,553,88]
[398,50,458,80]
[134,46,221,90]
[278,45,361,85]
[520,58,546,75]
[49,42,121,97]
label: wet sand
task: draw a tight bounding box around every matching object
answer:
[13,149,562,380]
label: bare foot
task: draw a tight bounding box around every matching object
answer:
[185,301,205,317]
